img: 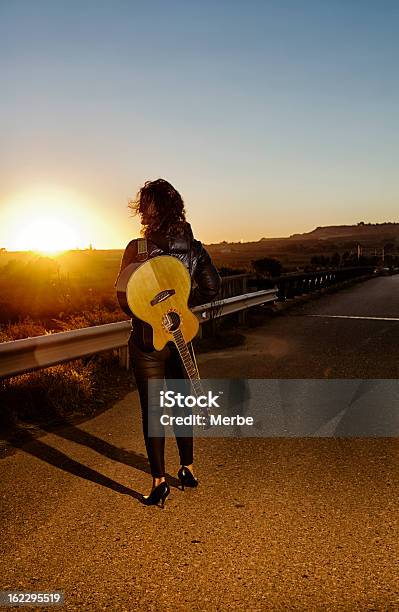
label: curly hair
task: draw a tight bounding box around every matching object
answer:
[128,179,188,238]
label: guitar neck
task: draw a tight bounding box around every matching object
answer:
[171,326,211,428]
[171,328,203,396]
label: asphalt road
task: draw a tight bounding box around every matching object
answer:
[201,275,399,378]
[1,277,398,611]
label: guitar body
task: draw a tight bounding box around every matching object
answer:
[116,255,199,351]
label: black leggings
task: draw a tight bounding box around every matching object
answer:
[130,339,194,478]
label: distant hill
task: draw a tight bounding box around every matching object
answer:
[206,222,399,273]
[288,222,399,241]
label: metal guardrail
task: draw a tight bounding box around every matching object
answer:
[220,266,375,299]
[247,266,375,300]
[275,266,375,300]
[0,321,132,380]
[194,288,276,320]
[220,274,251,298]
[0,288,277,379]
[0,267,377,379]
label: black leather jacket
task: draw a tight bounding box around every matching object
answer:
[115,223,221,351]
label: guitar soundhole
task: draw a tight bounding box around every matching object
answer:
[163,310,181,332]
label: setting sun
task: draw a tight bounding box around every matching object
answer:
[2,186,98,252]
[14,217,78,254]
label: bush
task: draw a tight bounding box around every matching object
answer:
[0,360,97,428]
[251,257,282,278]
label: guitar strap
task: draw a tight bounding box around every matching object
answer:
[136,237,148,261]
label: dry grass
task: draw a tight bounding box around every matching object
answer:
[0,311,130,431]
[0,309,127,342]
[0,319,48,342]
[0,360,96,426]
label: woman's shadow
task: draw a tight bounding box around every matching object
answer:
[3,417,180,503]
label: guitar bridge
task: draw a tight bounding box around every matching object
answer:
[151,289,176,306]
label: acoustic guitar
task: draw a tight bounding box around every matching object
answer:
[116,249,211,427]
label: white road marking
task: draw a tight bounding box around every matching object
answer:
[306,314,399,321]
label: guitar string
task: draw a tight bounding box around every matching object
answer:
[165,317,206,413]
[170,328,207,421]
[171,328,204,396]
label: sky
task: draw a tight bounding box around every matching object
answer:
[1,0,398,249]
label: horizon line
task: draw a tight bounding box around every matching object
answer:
[1,220,398,253]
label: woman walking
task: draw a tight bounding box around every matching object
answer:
[116,179,221,506]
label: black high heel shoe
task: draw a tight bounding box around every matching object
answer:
[178,466,199,491]
[142,481,170,508]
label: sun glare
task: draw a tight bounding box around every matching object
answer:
[15,217,78,254]
[4,187,91,253]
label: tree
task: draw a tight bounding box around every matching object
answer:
[252,257,282,278]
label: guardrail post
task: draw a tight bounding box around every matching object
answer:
[118,346,130,370]
[286,279,295,298]
[238,309,247,325]
[277,280,286,301]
